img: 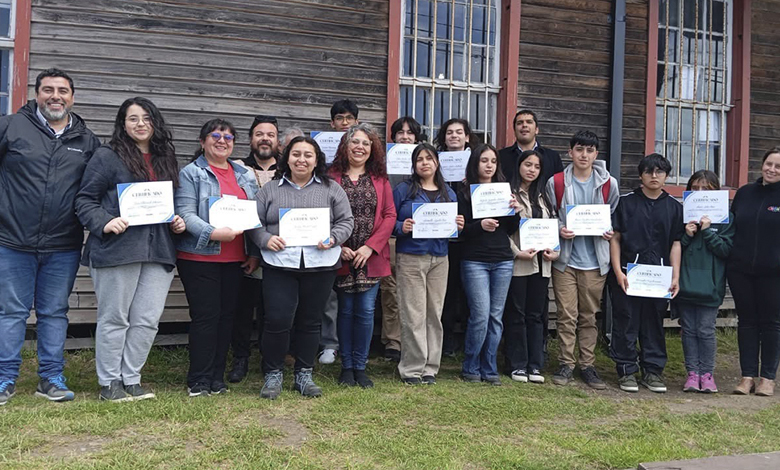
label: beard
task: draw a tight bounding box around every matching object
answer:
[39,102,71,122]
[252,144,277,161]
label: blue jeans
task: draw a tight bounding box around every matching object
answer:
[677,302,718,375]
[337,283,380,370]
[461,260,514,378]
[0,245,81,382]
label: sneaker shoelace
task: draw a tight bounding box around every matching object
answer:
[297,370,315,388]
[264,372,283,388]
[0,380,12,393]
[48,375,68,390]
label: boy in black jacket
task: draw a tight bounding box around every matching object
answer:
[609,154,683,393]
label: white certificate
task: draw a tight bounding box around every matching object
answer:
[310,131,345,164]
[386,143,415,175]
[117,181,175,226]
[626,263,673,299]
[208,196,262,231]
[565,204,612,236]
[470,183,515,219]
[412,202,459,239]
[279,208,331,247]
[519,218,560,251]
[683,190,729,224]
[439,150,470,182]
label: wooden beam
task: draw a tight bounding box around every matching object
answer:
[644,0,659,157]
[11,0,32,111]
[385,0,402,141]
[497,0,521,148]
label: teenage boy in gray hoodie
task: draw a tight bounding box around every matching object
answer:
[545,131,620,389]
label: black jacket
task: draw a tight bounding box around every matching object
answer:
[75,146,178,269]
[499,141,563,187]
[0,101,100,252]
[728,178,780,276]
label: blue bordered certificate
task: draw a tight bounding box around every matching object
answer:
[208,196,262,231]
[470,182,515,219]
[117,181,174,226]
[439,150,470,182]
[565,204,611,236]
[411,202,458,239]
[682,190,729,223]
[386,143,416,175]
[625,263,673,299]
[279,207,331,246]
[310,131,345,164]
[518,218,560,251]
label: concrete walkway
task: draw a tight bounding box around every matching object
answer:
[638,452,780,469]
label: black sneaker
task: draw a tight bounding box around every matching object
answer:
[187,383,211,397]
[0,381,15,406]
[402,377,422,385]
[338,368,356,386]
[618,374,639,393]
[640,372,667,393]
[528,369,545,384]
[482,376,502,386]
[228,357,249,383]
[421,375,436,385]
[124,383,155,401]
[210,381,228,395]
[460,373,481,383]
[353,369,374,389]
[260,370,283,400]
[552,365,574,386]
[35,375,75,402]
[383,349,401,363]
[100,380,131,402]
[293,368,322,398]
[580,366,607,390]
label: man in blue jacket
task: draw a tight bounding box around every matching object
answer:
[0,68,100,406]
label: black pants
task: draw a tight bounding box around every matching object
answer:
[608,272,668,377]
[442,241,469,352]
[177,259,244,387]
[728,270,780,380]
[231,276,264,359]
[261,267,337,372]
[503,273,549,373]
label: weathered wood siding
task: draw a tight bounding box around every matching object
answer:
[27,0,390,165]
[515,0,614,166]
[749,0,780,182]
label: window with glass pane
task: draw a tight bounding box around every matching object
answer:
[400,0,500,145]
[655,0,732,185]
[0,0,13,116]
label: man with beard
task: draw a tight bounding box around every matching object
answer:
[0,69,100,406]
[227,115,279,383]
[499,109,563,186]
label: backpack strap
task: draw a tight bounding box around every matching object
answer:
[553,172,565,210]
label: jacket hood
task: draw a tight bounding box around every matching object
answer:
[19,99,89,137]
[563,159,611,186]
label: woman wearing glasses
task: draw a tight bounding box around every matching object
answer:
[76,97,185,402]
[175,119,261,397]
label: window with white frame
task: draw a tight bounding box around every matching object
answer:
[0,0,14,116]
[655,0,732,185]
[400,0,500,145]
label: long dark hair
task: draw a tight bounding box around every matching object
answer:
[406,143,450,202]
[511,149,552,217]
[433,118,473,151]
[192,118,237,162]
[110,97,179,187]
[464,143,505,185]
[686,170,720,191]
[274,136,331,186]
[330,123,387,178]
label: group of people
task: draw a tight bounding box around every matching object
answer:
[1,68,778,406]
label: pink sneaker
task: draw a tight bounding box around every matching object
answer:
[699,373,718,393]
[683,372,700,392]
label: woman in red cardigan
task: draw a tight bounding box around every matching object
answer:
[329,123,396,388]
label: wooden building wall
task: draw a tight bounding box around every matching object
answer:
[27,0,390,166]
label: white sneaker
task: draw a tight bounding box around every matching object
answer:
[510,369,528,383]
[318,348,337,365]
[528,369,545,384]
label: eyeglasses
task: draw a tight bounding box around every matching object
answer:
[126,116,151,126]
[333,114,356,123]
[210,132,234,142]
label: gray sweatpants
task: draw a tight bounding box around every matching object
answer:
[92,262,174,386]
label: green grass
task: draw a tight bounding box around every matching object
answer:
[1,330,779,470]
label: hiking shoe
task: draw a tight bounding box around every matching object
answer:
[641,372,667,393]
[552,365,574,386]
[683,372,701,393]
[482,376,502,386]
[580,366,606,390]
[421,375,436,385]
[100,380,131,402]
[210,381,228,395]
[733,376,755,395]
[460,373,481,383]
[384,348,401,363]
[124,383,155,401]
[318,348,337,365]
[187,383,211,397]
[35,375,75,402]
[260,370,283,400]
[402,377,422,385]
[699,373,718,393]
[354,369,374,389]
[755,378,775,397]
[510,369,528,383]
[294,368,322,397]
[228,357,249,383]
[0,381,16,406]
[618,375,639,393]
[528,369,545,384]
[338,368,356,386]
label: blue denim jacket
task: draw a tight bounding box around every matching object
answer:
[174,155,260,255]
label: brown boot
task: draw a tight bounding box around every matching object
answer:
[733,377,755,395]
[755,378,775,397]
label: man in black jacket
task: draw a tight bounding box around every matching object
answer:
[498,109,563,186]
[0,68,100,406]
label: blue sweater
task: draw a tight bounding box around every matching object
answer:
[392,180,457,257]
